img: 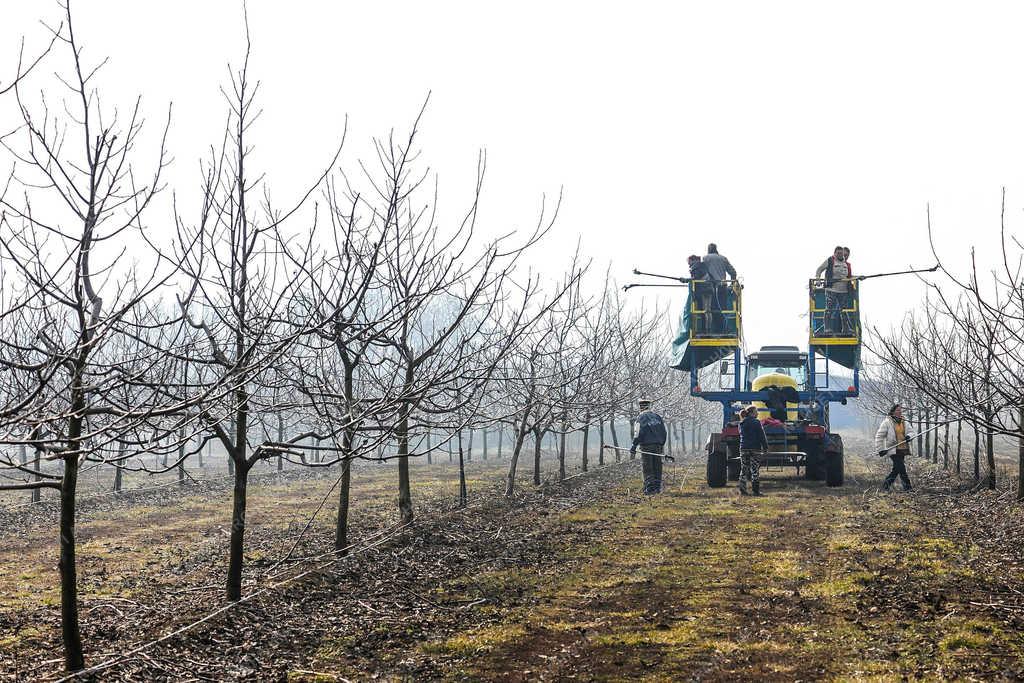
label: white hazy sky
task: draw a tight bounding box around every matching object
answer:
[3,1,1023,352]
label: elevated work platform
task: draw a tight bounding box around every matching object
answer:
[670,280,742,372]
[808,278,860,369]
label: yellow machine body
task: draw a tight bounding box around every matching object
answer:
[751,372,799,423]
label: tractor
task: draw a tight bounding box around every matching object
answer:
[667,277,861,488]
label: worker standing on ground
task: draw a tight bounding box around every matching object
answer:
[630,399,667,494]
[738,405,768,496]
[875,403,914,491]
[703,244,737,333]
[815,246,852,335]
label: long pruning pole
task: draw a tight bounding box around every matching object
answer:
[602,444,675,462]
[632,268,689,282]
[622,283,689,291]
[854,264,939,282]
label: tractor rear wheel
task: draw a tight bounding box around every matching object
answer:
[804,444,825,481]
[706,433,727,488]
[825,434,844,487]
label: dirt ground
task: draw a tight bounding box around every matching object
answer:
[3,448,1024,681]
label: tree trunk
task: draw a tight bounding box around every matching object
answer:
[425,429,432,465]
[921,409,929,456]
[497,425,504,460]
[467,429,474,463]
[178,426,187,487]
[396,371,415,524]
[924,407,932,463]
[581,414,590,473]
[226,458,248,601]
[533,428,543,485]
[985,410,996,491]
[942,414,949,470]
[558,421,567,482]
[335,362,357,552]
[609,418,620,449]
[973,421,981,482]
[1018,406,1024,501]
[59,451,84,671]
[955,419,962,475]
[458,430,467,507]
[679,423,687,454]
[482,427,488,461]
[665,420,673,456]
[277,412,285,473]
[598,420,605,466]
[504,419,529,497]
[32,442,42,504]
[113,463,123,495]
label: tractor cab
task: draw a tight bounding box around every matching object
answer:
[744,346,808,391]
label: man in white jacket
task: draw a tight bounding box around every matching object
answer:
[875,403,913,491]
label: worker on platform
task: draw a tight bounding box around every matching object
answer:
[738,405,768,496]
[688,255,711,334]
[703,244,737,334]
[875,403,914,491]
[815,245,852,335]
[630,398,668,494]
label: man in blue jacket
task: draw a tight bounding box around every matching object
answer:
[738,405,768,496]
[631,398,668,494]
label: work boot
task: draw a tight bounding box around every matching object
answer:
[752,481,762,496]
[737,482,748,495]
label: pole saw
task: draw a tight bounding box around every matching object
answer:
[602,444,675,462]
[622,283,689,291]
[623,268,693,291]
[853,264,939,282]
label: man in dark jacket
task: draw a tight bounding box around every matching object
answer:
[704,244,738,334]
[631,398,668,494]
[688,255,711,334]
[738,405,768,496]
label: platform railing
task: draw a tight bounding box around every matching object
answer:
[689,279,742,345]
[808,278,859,343]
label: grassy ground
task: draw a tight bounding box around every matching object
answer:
[4,449,1024,680]
[406,453,1024,681]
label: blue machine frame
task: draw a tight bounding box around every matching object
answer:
[683,278,861,426]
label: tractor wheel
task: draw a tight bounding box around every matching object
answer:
[727,443,740,481]
[706,434,727,488]
[825,434,844,487]
[804,444,825,481]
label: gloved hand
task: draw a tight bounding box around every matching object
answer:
[878,449,888,456]
[629,448,636,456]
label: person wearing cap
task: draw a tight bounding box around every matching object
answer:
[875,403,914,491]
[738,405,768,495]
[630,399,668,494]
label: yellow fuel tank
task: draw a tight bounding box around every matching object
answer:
[751,372,799,422]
